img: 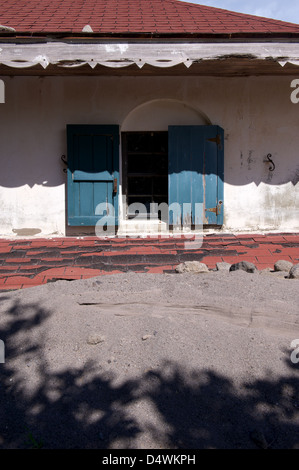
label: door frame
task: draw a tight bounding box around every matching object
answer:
[121,130,169,221]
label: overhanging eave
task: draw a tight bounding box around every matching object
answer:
[0,40,298,71]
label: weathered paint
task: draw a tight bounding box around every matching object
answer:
[168,125,223,226]
[0,75,298,236]
[0,41,299,69]
[12,228,42,236]
[67,124,119,226]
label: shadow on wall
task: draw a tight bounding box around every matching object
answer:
[0,295,298,449]
[227,150,299,187]
[0,128,67,188]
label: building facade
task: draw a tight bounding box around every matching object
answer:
[0,0,299,237]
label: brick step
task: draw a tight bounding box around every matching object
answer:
[0,234,298,291]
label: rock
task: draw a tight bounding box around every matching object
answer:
[274,260,293,272]
[216,262,231,271]
[289,264,299,279]
[142,335,152,341]
[87,334,105,345]
[175,261,209,274]
[229,261,257,273]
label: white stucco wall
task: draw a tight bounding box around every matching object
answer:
[0,74,298,237]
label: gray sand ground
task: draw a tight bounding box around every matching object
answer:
[0,270,298,449]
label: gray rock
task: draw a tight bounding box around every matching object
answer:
[289,264,299,279]
[229,261,258,273]
[274,260,293,272]
[87,334,105,345]
[142,334,152,341]
[175,261,209,274]
[216,262,231,271]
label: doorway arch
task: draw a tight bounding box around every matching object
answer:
[121,99,211,132]
[118,100,221,234]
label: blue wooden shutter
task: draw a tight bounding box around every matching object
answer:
[67,125,119,226]
[168,125,224,226]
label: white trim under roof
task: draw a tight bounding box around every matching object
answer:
[0,41,298,69]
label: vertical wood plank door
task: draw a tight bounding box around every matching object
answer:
[168,126,224,227]
[67,125,119,227]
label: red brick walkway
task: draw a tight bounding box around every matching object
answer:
[0,233,298,291]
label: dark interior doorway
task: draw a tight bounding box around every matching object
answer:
[122,131,168,219]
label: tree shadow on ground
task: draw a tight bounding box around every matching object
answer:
[0,296,298,449]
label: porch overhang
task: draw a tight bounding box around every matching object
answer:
[0,40,299,75]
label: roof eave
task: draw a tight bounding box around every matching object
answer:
[1,31,299,41]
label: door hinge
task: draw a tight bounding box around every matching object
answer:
[207,134,222,149]
[205,201,223,216]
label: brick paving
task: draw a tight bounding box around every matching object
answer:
[0,233,298,291]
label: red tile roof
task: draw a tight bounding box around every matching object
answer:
[1,0,299,35]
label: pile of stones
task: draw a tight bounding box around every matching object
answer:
[175,260,299,279]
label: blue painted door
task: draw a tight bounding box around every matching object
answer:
[168,125,224,226]
[67,125,119,226]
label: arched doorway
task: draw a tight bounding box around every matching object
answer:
[121,99,210,132]
[120,100,212,231]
